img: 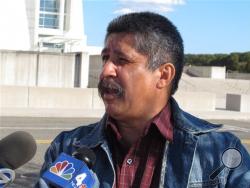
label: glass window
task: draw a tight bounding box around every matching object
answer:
[40,0,59,12]
[42,42,64,49]
[39,13,59,29]
[39,0,60,29]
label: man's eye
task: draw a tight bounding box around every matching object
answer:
[102,55,109,63]
[118,57,128,64]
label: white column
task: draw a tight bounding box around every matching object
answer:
[68,0,84,38]
[80,52,90,88]
[0,0,31,50]
[59,0,65,32]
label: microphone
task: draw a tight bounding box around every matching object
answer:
[72,147,96,169]
[0,131,37,187]
[42,147,99,188]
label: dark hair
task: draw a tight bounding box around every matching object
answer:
[105,12,184,95]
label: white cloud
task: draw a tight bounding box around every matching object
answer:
[114,0,185,14]
[158,5,174,12]
[119,0,185,5]
[113,8,134,14]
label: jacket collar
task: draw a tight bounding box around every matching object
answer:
[170,97,222,134]
[73,114,108,149]
[75,97,222,148]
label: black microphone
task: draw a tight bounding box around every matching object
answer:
[42,147,99,187]
[72,147,96,169]
[0,131,37,187]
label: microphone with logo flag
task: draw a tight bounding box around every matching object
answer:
[0,131,37,188]
[42,147,99,188]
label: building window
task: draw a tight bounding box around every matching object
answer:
[39,13,59,29]
[42,42,64,49]
[40,0,60,12]
[39,0,60,29]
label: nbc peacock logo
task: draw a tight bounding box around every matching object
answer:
[49,160,75,180]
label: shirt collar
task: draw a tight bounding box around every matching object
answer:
[106,103,173,142]
[151,103,173,141]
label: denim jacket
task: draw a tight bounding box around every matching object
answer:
[37,98,250,188]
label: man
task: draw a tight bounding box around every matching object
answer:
[37,12,250,187]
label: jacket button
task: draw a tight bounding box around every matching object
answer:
[126,158,133,165]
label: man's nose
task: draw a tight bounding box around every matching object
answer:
[100,60,117,79]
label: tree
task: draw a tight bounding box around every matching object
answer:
[245,61,250,73]
[240,52,250,62]
[184,52,250,73]
[226,54,239,71]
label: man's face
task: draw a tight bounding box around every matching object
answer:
[98,33,162,121]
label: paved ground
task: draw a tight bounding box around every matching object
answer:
[0,117,250,187]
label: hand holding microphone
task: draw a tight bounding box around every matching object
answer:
[0,131,37,187]
[42,147,99,188]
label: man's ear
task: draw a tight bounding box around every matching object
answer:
[156,63,175,89]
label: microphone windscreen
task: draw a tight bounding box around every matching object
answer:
[73,147,96,169]
[0,131,37,169]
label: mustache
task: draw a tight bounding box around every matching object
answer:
[98,78,124,98]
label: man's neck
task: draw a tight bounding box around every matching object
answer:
[112,96,170,149]
[114,104,166,149]
[115,119,149,149]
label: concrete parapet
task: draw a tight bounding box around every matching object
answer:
[174,91,216,111]
[0,108,105,118]
[226,94,250,112]
[186,66,225,79]
[92,89,104,109]
[1,86,230,117]
[226,72,250,80]
[29,87,93,109]
[0,85,29,108]
[0,86,104,110]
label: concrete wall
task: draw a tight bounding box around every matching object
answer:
[186,66,211,77]
[227,73,250,80]
[0,86,104,110]
[0,51,37,86]
[211,67,226,79]
[0,85,29,108]
[37,53,75,87]
[0,50,89,88]
[1,86,217,114]
[174,91,216,111]
[29,87,93,108]
[226,94,250,112]
[186,66,225,79]
[88,55,102,88]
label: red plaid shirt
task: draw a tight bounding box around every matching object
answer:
[106,104,173,188]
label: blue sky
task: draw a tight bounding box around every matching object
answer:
[83,0,250,54]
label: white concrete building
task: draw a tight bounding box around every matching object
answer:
[185,66,226,79]
[0,0,86,52]
[0,0,94,88]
